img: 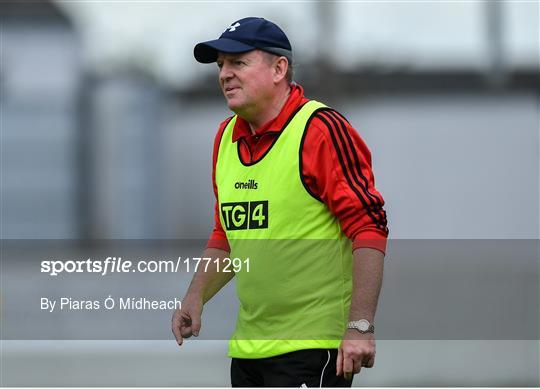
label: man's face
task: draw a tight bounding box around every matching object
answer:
[216,50,276,115]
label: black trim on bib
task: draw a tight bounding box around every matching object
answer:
[215,116,234,183]
[299,107,328,203]
[237,102,308,167]
[219,116,234,149]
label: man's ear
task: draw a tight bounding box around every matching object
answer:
[273,57,288,83]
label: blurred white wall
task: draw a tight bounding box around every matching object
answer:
[2,16,81,238]
[56,1,539,87]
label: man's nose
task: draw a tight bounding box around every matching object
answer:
[219,64,233,82]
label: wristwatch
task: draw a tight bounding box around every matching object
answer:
[347,319,375,334]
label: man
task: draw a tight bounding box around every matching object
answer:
[172,17,388,387]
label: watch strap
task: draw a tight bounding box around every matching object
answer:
[347,320,375,334]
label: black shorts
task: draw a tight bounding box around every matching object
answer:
[231,349,353,387]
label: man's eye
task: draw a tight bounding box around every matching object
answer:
[234,60,244,66]
[217,63,223,69]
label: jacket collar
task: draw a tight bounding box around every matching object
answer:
[231,83,305,143]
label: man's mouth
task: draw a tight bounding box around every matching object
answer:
[225,86,240,93]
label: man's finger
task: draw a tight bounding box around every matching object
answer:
[191,313,202,337]
[180,323,193,338]
[336,348,343,376]
[343,357,354,380]
[171,312,184,346]
[179,311,193,338]
[172,326,183,345]
[353,360,361,374]
[365,355,375,368]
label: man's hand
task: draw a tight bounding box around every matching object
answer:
[171,294,203,346]
[171,248,233,348]
[336,329,376,380]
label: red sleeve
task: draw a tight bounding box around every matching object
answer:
[206,118,232,253]
[301,109,389,254]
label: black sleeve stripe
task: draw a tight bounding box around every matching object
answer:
[319,110,387,232]
[325,110,388,230]
[316,110,387,232]
[321,110,388,231]
[327,110,384,207]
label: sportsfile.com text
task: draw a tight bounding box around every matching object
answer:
[40,257,250,276]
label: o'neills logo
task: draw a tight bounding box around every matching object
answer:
[235,179,258,190]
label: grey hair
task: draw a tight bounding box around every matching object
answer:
[261,50,294,83]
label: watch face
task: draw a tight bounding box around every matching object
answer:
[358,320,370,331]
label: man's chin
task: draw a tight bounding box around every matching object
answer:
[226,99,243,112]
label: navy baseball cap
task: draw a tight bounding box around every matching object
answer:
[194,17,292,64]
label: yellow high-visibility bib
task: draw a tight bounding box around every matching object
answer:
[216,100,352,358]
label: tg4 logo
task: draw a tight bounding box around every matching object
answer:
[220,201,268,230]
